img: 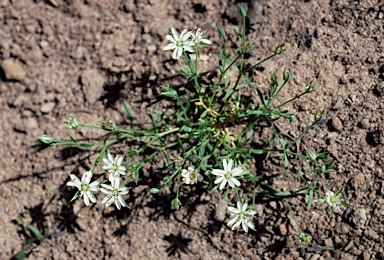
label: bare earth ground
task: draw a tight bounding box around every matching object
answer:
[0,0,383,259]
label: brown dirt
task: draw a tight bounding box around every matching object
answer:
[0,0,383,259]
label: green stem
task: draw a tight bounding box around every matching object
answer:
[243,53,277,73]
[266,80,288,108]
[286,119,319,150]
[276,92,307,109]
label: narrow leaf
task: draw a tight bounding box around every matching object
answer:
[122,100,134,128]
[27,224,44,241]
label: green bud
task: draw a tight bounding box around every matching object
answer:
[275,43,287,55]
[305,79,316,93]
[233,26,243,37]
[283,67,293,81]
[217,25,226,38]
[64,116,81,129]
[38,134,54,144]
[314,109,326,122]
[238,4,247,17]
[150,188,160,194]
[171,198,182,210]
[100,120,116,131]
[299,232,311,246]
[304,146,317,162]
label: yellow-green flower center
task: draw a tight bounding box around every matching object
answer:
[81,184,89,191]
[177,40,184,47]
[330,196,337,204]
[113,189,119,196]
[113,164,119,171]
[224,172,232,179]
[239,211,246,219]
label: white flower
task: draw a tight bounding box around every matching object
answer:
[64,115,81,129]
[191,28,212,46]
[164,28,194,59]
[325,190,341,207]
[100,177,129,210]
[67,171,99,206]
[227,201,257,233]
[181,165,200,185]
[102,152,126,181]
[316,190,341,208]
[212,159,245,190]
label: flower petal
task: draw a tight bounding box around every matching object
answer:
[118,196,127,208]
[237,201,242,211]
[230,178,241,187]
[219,179,227,190]
[232,221,240,230]
[115,199,121,210]
[172,48,178,59]
[183,45,194,53]
[214,176,225,184]
[176,47,183,59]
[164,43,176,50]
[102,195,112,205]
[170,28,178,38]
[89,180,100,189]
[82,171,92,184]
[69,174,81,185]
[119,189,129,196]
[242,203,248,212]
[83,193,90,206]
[223,159,228,171]
[231,167,244,176]
[247,221,255,231]
[227,216,238,227]
[227,179,235,188]
[227,159,233,171]
[67,181,81,189]
[211,169,225,176]
[242,219,249,233]
[105,198,114,207]
[116,155,124,165]
[201,39,212,45]
[87,191,97,203]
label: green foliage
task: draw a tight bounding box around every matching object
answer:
[14,217,49,259]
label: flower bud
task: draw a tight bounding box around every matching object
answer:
[150,188,160,194]
[38,134,54,144]
[233,26,243,37]
[171,198,182,210]
[217,25,226,38]
[64,116,81,129]
[283,67,293,81]
[238,5,247,17]
[299,232,311,246]
[100,120,116,131]
[275,43,287,55]
[305,79,316,93]
[314,109,326,122]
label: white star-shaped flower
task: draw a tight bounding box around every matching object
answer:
[212,159,245,190]
[164,28,194,59]
[100,177,129,210]
[102,151,126,182]
[181,165,200,185]
[191,28,212,46]
[316,189,342,208]
[67,171,99,206]
[227,201,257,233]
